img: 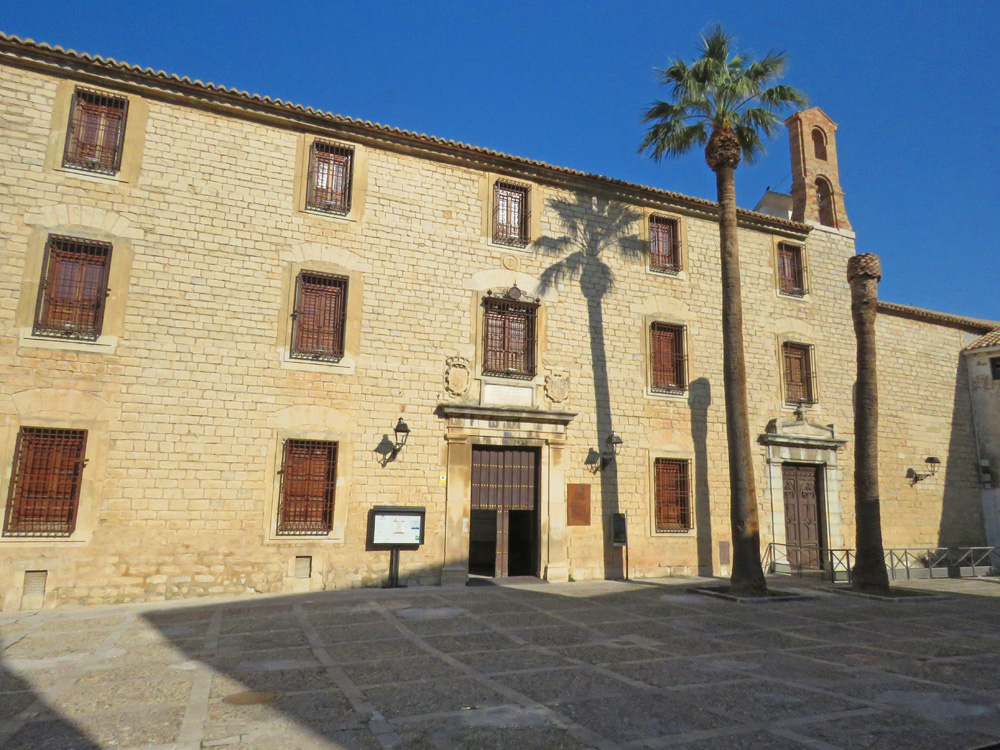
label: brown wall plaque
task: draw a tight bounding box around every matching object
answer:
[567,484,591,526]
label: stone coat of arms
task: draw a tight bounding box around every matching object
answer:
[545,374,570,403]
[445,356,471,397]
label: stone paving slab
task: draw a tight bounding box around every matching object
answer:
[3,576,1000,749]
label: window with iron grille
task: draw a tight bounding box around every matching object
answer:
[649,215,680,273]
[483,297,537,378]
[650,323,687,393]
[783,342,817,405]
[493,180,530,247]
[778,243,807,296]
[290,271,348,362]
[4,428,87,537]
[306,141,353,215]
[654,458,691,532]
[277,440,337,535]
[33,235,112,341]
[63,87,128,175]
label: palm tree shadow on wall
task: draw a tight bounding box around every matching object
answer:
[534,192,641,579]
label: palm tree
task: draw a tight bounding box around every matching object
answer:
[639,25,806,596]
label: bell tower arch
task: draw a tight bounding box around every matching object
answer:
[786,108,852,231]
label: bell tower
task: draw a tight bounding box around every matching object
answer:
[786,108,851,231]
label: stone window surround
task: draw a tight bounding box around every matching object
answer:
[0,389,114,549]
[470,290,549,402]
[44,79,148,185]
[641,313,694,401]
[775,333,822,412]
[262,426,353,545]
[479,173,543,252]
[276,258,364,376]
[640,208,689,280]
[292,134,369,224]
[770,236,811,301]
[646,449,696,537]
[15,223,136,356]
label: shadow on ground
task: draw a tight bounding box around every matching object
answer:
[4,576,1000,748]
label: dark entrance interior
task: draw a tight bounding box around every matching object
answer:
[782,463,824,569]
[469,446,539,578]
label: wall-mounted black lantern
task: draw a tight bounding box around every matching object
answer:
[599,431,623,471]
[907,456,941,485]
[375,418,411,467]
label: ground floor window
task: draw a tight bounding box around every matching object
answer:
[4,427,87,537]
[654,458,691,532]
[277,439,337,534]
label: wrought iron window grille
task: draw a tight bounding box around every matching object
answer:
[649,215,681,274]
[778,242,807,297]
[650,322,688,394]
[492,180,530,247]
[654,458,692,532]
[276,439,337,535]
[306,141,354,215]
[4,427,88,537]
[63,87,128,175]
[33,235,112,341]
[783,342,818,405]
[290,271,348,362]
[482,294,538,379]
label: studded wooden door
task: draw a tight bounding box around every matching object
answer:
[470,447,539,577]
[782,464,822,569]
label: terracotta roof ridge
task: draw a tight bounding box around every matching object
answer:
[877,300,999,334]
[964,328,1000,352]
[0,31,809,232]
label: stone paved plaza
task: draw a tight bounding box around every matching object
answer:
[2,577,1000,749]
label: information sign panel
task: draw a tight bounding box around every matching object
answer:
[370,506,425,547]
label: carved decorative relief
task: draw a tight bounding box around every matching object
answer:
[445,356,471,397]
[545,374,570,403]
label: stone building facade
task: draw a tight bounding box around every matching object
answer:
[0,34,995,609]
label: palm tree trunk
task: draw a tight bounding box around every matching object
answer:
[715,165,767,596]
[848,254,890,594]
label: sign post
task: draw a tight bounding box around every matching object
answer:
[612,512,629,581]
[368,506,425,589]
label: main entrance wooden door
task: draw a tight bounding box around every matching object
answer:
[782,464,823,569]
[469,447,539,578]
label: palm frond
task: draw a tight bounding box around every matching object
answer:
[640,24,806,169]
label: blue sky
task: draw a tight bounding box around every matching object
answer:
[5,1,998,320]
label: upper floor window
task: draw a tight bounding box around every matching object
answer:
[649,215,680,273]
[650,322,687,393]
[277,439,337,535]
[654,458,691,532]
[493,180,530,247]
[778,243,807,297]
[63,87,128,175]
[783,342,816,405]
[991,356,1000,381]
[290,271,348,362]
[306,141,354,215]
[811,128,827,161]
[4,427,87,537]
[33,235,112,341]
[816,178,836,227]
[483,294,537,378]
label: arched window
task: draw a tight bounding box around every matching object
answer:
[811,128,827,161]
[816,178,836,227]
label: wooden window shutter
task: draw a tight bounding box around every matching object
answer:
[649,216,680,273]
[654,458,691,532]
[277,440,336,534]
[650,323,686,393]
[306,141,353,214]
[778,243,806,296]
[63,87,128,174]
[482,296,537,378]
[4,428,87,537]
[290,271,348,362]
[493,181,530,247]
[783,342,815,405]
[33,235,112,341]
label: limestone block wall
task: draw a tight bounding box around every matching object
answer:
[874,314,984,548]
[0,50,988,608]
